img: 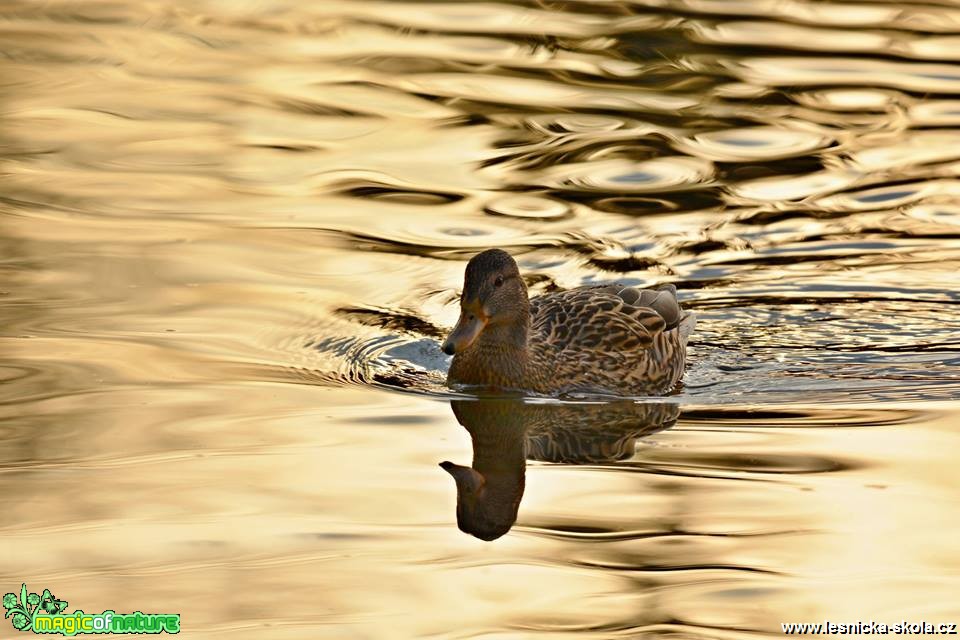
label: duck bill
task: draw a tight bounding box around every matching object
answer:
[440,461,486,494]
[442,310,487,355]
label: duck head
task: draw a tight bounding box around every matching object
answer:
[442,248,528,355]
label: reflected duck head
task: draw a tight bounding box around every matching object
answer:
[442,249,528,355]
[440,460,522,541]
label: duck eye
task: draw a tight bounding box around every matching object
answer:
[494,276,504,287]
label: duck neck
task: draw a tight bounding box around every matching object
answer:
[477,313,530,352]
[470,313,530,385]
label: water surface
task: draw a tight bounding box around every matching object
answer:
[2,0,959,637]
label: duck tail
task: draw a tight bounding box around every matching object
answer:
[678,311,696,346]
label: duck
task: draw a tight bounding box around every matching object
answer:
[442,248,695,395]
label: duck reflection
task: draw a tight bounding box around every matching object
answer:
[441,398,680,541]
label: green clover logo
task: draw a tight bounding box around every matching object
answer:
[40,589,67,615]
[3,584,68,632]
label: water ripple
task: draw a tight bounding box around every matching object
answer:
[3,1,960,637]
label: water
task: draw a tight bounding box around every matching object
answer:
[2,0,959,637]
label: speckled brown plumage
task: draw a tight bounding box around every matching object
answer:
[443,249,696,395]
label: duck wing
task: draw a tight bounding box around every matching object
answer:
[530,285,675,352]
[592,283,684,329]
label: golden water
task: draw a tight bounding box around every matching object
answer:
[2,0,960,637]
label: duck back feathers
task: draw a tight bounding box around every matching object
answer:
[526,283,693,395]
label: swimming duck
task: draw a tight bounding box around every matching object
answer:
[442,248,695,395]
